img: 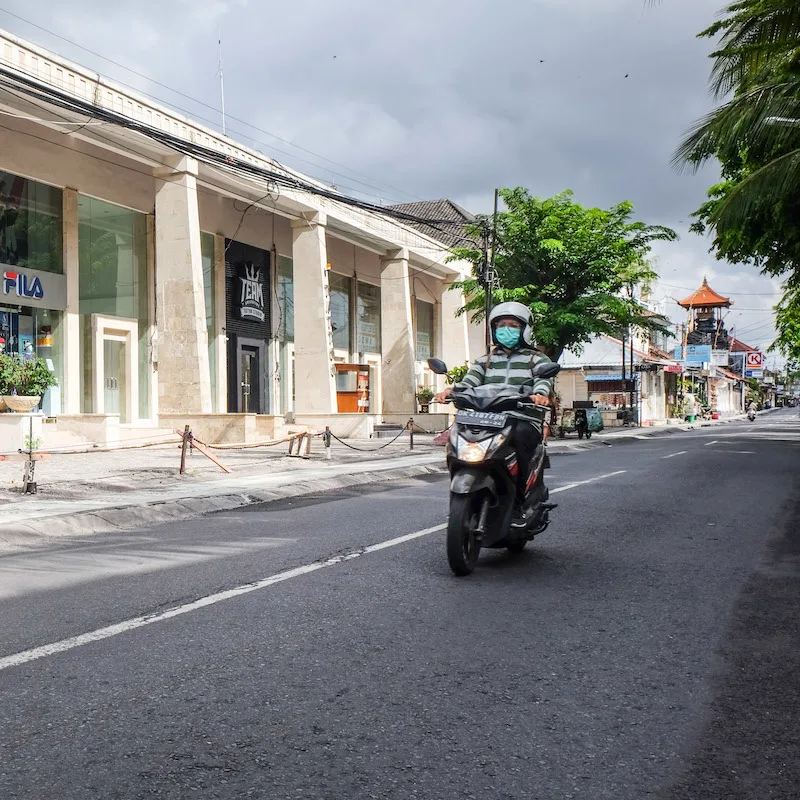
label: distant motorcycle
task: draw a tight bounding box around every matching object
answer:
[427,357,561,576]
[747,408,757,421]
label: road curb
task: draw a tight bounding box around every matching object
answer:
[548,416,753,452]
[0,461,448,555]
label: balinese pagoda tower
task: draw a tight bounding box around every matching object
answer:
[678,278,732,350]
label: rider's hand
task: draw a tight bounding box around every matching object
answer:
[530,394,550,406]
[433,390,451,404]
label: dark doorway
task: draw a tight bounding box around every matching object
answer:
[229,336,267,414]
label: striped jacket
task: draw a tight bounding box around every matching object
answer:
[456,347,554,397]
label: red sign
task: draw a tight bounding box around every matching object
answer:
[664,365,683,373]
[746,351,764,369]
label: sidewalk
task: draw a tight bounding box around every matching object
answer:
[0,412,759,554]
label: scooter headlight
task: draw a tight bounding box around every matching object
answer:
[458,440,488,463]
[456,434,505,463]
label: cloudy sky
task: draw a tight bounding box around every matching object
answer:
[1,0,785,363]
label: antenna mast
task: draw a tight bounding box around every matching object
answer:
[218,30,227,136]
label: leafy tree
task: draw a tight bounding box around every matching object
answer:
[449,189,677,362]
[675,0,800,360]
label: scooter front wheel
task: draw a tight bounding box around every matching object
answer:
[447,494,482,576]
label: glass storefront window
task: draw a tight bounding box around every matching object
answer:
[201,232,217,412]
[277,256,295,417]
[357,282,381,354]
[0,307,64,410]
[329,273,352,352]
[0,172,62,274]
[277,256,294,343]
[78,196,150,419]
[415,300,435,361]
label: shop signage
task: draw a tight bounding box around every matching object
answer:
[585,374,623,381]
[712,349,730,366]
[634,363,659,372]
[0,264,67,311]
[746,351,764,369]
[664,365,683,373]
[358,322,378,353]
[673,344,713,364]
[238,264,265,322]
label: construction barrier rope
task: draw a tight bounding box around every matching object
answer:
[327,423,411,452]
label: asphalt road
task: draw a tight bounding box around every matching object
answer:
[0,410,798,799]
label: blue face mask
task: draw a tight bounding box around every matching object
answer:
[495,326,522,348]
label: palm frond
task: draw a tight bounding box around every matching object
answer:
[711,147,800,229]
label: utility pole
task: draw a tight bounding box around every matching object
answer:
[218,30,227,136]
[629,281,635,424]
[481,189,499,351]
[621,326,627,417]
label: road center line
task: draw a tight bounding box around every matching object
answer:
[705,441,719,446]
[0,469,627,673]
[662,451,688,459]
[549,470,627,494]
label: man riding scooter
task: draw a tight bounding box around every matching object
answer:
[434,302,554,526]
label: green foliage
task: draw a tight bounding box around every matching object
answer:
[17,357,58,397]
[0,354,21,396]
[23,434,42,452]
[445,363,469,385]
[0,354,57,397]
[448,189,676,361]
[677,1,800,361]
[416,387,435,404]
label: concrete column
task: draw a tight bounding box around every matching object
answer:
[62,187,80,415]
[213,234,228,414]
[290,214,337,414]
[380,249,416,415]
[146,213,158,421]
[154,155,212,414]
[439,274,471,373]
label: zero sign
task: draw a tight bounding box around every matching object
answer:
[746,351,764,368]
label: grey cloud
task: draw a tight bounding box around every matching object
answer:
[0,0,785,351]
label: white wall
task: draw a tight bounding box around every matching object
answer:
[0,116,154,211]
[197,193,293,258]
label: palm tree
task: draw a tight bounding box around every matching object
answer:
[674,0,800,229]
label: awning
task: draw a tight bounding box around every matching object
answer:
[585,374,623,381]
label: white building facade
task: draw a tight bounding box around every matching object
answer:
[0,29,480,445]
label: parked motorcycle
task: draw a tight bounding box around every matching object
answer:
[427,358,561,576]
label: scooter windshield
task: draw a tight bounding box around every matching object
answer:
[451,383,529,412]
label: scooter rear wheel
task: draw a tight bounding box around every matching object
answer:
[447,494,482,576]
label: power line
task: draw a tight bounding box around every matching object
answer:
[657,280,782,297]
[0,66,472,240]
[0,6,424,205]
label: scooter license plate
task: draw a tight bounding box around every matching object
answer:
[455,410,508,428]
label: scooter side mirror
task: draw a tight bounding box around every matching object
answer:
[427,358,449,375]
[531,362,561,379]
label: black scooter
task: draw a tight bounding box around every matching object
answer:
[428,358,561,576]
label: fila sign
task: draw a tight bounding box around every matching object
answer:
[0,265,67,310]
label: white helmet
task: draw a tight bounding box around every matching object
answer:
[488,301,534,347]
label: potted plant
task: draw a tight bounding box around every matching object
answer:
[416,387,435,413]
[0,354,57,412]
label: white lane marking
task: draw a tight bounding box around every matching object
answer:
[0,470,627,673]
[549,470,627,494]
[662,451,688,459]
[705,441,719,447]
